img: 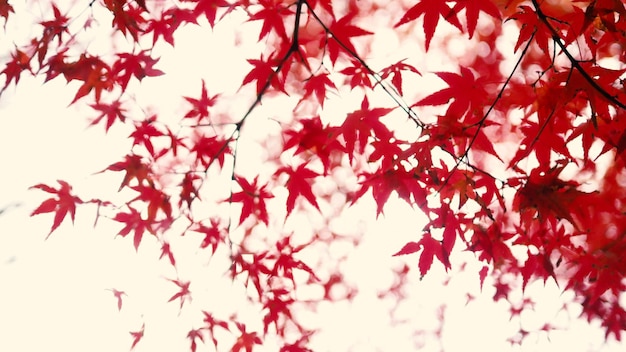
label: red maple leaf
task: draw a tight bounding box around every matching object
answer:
[202,311,230,349]
[103,0,147,41]
[241,56,286,95]
[191,133,231,169]
[325,13,372,64]
[99,154,152,192]
[89,100,127,132]
[187,328,205,352]
[392,232,448,278]
[1,49,31,92]
[113,206,154,251]
[414,66,489,119]
[509,5,553,55]
[262,287,295,334]
[378,58,421,96]
[112,50,164,90]
[183,79,219,122]
[275,163,320,216]
[247,0,292,41]
[340,59,373,90]
[129,323,145,350]
[191,0,233,27]
[298,72,337,107]
[167,278,192,309]
[145,7,196,45]
[0,0,14,23]
[159,241,176,266]
[230,176,274,226]
[130,184,172,222]
[60,54,115,104]
[395,0,462,50]
[179,173,202,208]
[450,0,501,38]
[339,96,394,162]
[107,288,127,311]
[129,116,165,157]
[282,116,343,174]
[189,218,225,254]
[231,322,262,352]
[30,180,83,238]
[354,165,428,216]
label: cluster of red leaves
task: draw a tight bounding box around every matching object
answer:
[10,0,626,349]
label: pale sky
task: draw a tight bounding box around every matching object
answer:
[0,2,624,352]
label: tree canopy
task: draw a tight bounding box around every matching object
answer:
[3,0,626,350]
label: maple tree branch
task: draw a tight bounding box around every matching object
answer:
[223,0,306,237]
[531,0,626,110]
[426,31,537,210]
[303,0,424,128]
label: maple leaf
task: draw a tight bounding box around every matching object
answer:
[60,54,115,104]
[509,5,554,55]
[521,251,556,291]
[113,51,164,90]
[354,165,428,216]
[269,236,319,286]
[129,116,164,157]
[414,66,489,119]
[30,180,83,238]
[159,241,176,266]
[146,7,196,45]
[248,0,292,41]
[99,154,152,191]
[113,206,154,251]
[103,0,147,40]
[231,322,262,352]
[202,311,230,349]
[553,63,626,121]
[0,0,14,23]
[179,173,202,208]
[230,251,272,298]
[107,288,127,311]
[167,278,192,309]
[299,72,337,107]
[395,0,463,51]
[450,0,502,38]
[393,232,448,278]
[187,328,205,352]
[183,79,219,122]
[392,241,422,256]
[306,0,333,14]
[325,13,372,64]
[129,323,145,350]
[427,203,462,263]
[275,163,320,216]
[130,184,172,222]
[89,100,127,132]
[241,56,286,95]
[378,58,421,96]
[1,49,31,91]
[262,288,295,334]
[191,133,232,169]
[230,176,274,226]
[340,59,373,90]
[189,218,225,254]
[513,164,591,228]
[479,266,489,291]
[38,4,70,45]
[282,116,343,174]
[190,0,232,27]
[339,96,394,162]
